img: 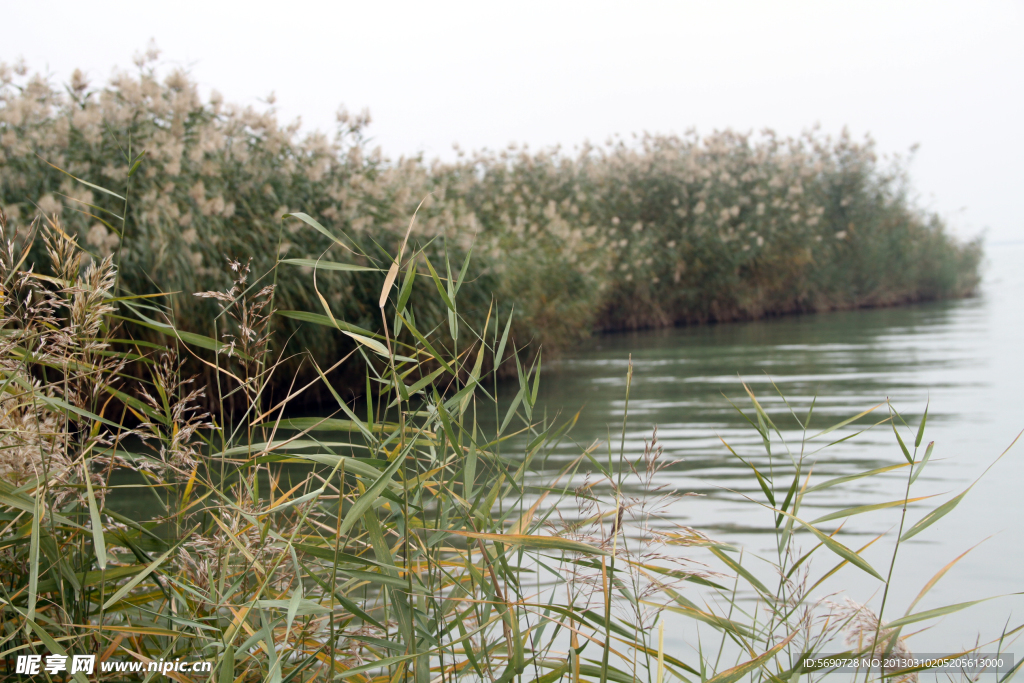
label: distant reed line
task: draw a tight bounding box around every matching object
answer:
[0,56,980,391]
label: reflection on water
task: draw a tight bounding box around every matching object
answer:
[512,242,1024,653]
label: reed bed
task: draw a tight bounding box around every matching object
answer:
[0,184,1017,681]
[0,56,981,384]
[0,52,1010,682]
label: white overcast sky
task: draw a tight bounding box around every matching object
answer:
[7,0,1024,243]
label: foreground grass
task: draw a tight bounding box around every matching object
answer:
[0,56,981,384]
[0,197,1018,682]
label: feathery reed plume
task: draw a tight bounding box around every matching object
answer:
[826,597,919,683]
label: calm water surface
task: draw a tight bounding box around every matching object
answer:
[516,242,1024,657]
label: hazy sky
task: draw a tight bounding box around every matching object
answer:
[8,1,1024,243]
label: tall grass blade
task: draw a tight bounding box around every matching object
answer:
[910,441,935,485]
[886,596,1011,629]
[809,403,883,440]
[811,495,936,524]
[915,400,930,447]
[281,258,378,272]
[703,630,796,683]
[774,509,884,580]
[101,542,181,610]
[83,459,107,570]
[27,493,40,624]
[446,530,610,556]
[805,462,909,493]
[284,212,354,252]
[338,453,405,537]
[900,490,968,542]
[38,154,126,200]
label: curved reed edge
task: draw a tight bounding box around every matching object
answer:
[0,208,1015,683]
[0,57,981,392]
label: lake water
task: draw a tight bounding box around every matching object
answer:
[518,241,1024,659]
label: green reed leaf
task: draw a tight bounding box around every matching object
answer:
[27,494,40,623]
[719,436,775,506]
[446,252,459,341]
[886,597,1006,629]
[424,256,455,312]
[311,359,378,443]
[300,559,385,630]
[343,330,390,357]
[874,540,994,653]
[338,452,405,537]
[83,459,107,570]
[610,636,700,676]
[811,494,936,524]
[454,247,472,295]
[901,490,968,542]
[446,530,610,556]
[530,350,542,406]
[280,454,399,491]
[465,424,479,500]
[101,532,190,610]
[38,395,120,428]
[393,257,417,336]
[528,664,569,683]
[338,568,411,590]
[38,155,125,201]
[254,598,330,616]
[499,385,525,435]
[218,646,235,683]
[648,601,755,639]
[708,546,769,595]
[280,649,323,683]
[116,312,241,357]
[276,309,379,338]
[334,652,428,680]
[396,310,455,376]
[904,430,1020,543]
[397,257,417,312]
[893,421,913,463]
[703,630,796,683]
[809,402,883,440]
[23,616,90,683]
[33,564,146,595]
[576,664,634,683]
[267,417,398,434]
[776,470,800,528]
[280,257,378,272]
[915,400,930,447]
[496,307,514,367]
[222,439,368,457]
[910,441,935,485]
[775,508,884,580]
[0,482,61,521]
[126,151,147,178]
[283,212,351,250]
[805,462,909,493]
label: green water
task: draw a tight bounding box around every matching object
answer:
[514,241,1024,656]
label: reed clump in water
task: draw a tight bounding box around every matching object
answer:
[0,186,1016,681]
[0,54,981,379]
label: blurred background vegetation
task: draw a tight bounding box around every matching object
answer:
[0,55,981,398]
